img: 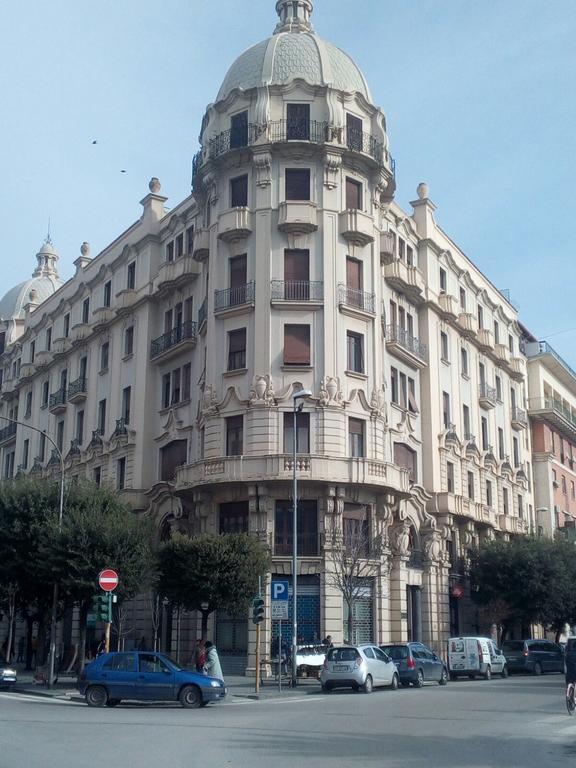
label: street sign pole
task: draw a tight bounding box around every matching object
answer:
[278,619,282,693]
[104,593,112,653]
[255,575,262,695]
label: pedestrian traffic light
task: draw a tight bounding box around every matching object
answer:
[89,594,111,623]
[252,596,265,625]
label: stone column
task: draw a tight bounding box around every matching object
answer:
[420,527,443,648]
[389,519,411,641]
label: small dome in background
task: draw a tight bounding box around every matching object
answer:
[0,237,62,322]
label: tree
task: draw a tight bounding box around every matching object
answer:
[325,510,386,644]
[157,533,270,639]
[469,536,576,639]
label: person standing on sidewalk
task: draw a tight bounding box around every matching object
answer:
[193,639,206,674]
[203,641,224,681]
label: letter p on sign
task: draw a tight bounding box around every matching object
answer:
[271,580,289,601]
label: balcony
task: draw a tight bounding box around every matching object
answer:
[385,324,428,369]
[214,282,255,315]
[52,337,71,356]
[277,201,318,234]
[477,328,494,353]
[270,280,324,306]
[456,312,476,337]
[0,378,16,398]
[338,284,375,317]
[198,297,208,331]
[150,321,198,362]
[528,396,576,441]
[509,356,525,381]
[49,387,68,414]
[339,210,375,247]
[0,421,17,444]
[274,533,320,558]
[115,286,149,315]
[71,322,92,344]
[209,123,260,159]
[89,429,104,448]
[218,208,252,243]
[153,255,200,295]
[494,343,510,364]
[479,383,497,410]
[383,260,425,304]
[92,307,115,328]
[499,515,528,535]
[192,228,210,262]
[379,231,396,264]
[345,126,385,165]
[438,293,458,320]
[112,417,128,438]
[67,438,81,459]
[68,377,87,403]
[34,350,52,367]
[511,406,528,430]
[19,362,36,381]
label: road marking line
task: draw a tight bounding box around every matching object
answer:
[0,693,82,705]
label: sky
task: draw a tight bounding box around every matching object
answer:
[1,0,575,364]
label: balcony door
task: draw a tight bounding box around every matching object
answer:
[284,249,309,300]
[287,103,310,140]
[229,255,247,306]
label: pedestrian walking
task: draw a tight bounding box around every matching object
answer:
[203,641,224,681]
[96,636,106,656]
[194,639,206,674]
[322,635,333,649]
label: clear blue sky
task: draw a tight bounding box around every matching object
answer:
[1,0,575,363]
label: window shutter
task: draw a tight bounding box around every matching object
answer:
[346,258,362,290]
[346,178,362,210]
[284,250,309,281]
[285,169,310,201]
[284,325,310,365]
[229,328,246,353]
[230,255,247,287]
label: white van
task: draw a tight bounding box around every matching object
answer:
[447,637,508,680]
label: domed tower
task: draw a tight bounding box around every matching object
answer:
[183,0,407,661]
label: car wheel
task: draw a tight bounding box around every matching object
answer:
[86,686,108,708]
[533,662,542,676]
[179,685,202,709]
[439,668,448,686]
[501,666,508,679]
[105,699,121,707]
[390,673,399,691]
[484,666,491,681]
[414,670,424,688]
[321,683,332,693]
[361,675,373,694]
[200,701,210,707]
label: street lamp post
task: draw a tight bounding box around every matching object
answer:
[0,414,64,689]
[291,389,312,688]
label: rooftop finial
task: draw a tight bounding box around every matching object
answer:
[274,0,314,34]
[46,216,52,244]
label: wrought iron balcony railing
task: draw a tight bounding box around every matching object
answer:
[49,387,67,409]
[0,422,17,442]
[346,126,384,164]
[150,321,197,359]
[112,418,128,438]
[68,376,87,400]
[214,282,255,312]
[511,406,528,426]
[268,119,330,145]
[270,280,324,302]
[209,123,261,159]
[479,383,497,404]
[338,284,375,314]
[386,324,428,362]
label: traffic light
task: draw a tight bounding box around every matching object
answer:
[252,596,265,625]
[88,594,111,623]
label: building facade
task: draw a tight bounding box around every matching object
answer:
[0,0,537,670]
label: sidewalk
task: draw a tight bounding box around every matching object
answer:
[10,670,321,702]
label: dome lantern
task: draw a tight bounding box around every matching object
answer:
[274,0,314,33]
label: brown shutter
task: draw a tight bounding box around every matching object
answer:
[284,325,310,365]
[346,258,362,290]
[230,255,247,287]
[284,250,309,281]
[346,178,361,210]
[394,443,417,482]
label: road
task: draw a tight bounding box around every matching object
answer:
[1,675,575,768]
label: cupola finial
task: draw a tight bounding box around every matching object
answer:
[274,0,314,34]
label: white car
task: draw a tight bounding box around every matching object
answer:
[320,644,399,693]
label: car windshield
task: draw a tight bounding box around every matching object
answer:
[381,646,408,660]
[327,647,360,662]
[157,654,185,671]
[502,641,524,652]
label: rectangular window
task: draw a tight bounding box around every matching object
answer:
[162,373,171,409]
[63,313,70,338]
[285,168,310,201]
[182,363,191,402]
[22,439,29,470]
[229,254,247,297]
[408,377,419,414]
[76,409,84,445]
[571,481,575,501]
[30,340,35,363]
[124,326,134,357]
[25,391,32,418]
[447,462,454,493]
[391,367,399,405]
[175,233,184,259]
[503,487,509,515]
[486,480,493,507]
[284,249,309,298]
[459,287,466,310]
[442,391,451,429]
[186,226,194,255]
[346,256,363,294]
[467,471,474,500]
[284,325,310,366]
[122,386,131,425]
[94,467,101,487]
[117,457,126,490]
[345,177,362,210]
[399,372,407,409]
[56,420,65,452]
[46,327,52,351]
[493,321,500,344]
[38,432,46,462]
[441,331,449,362]
[349,418,365,458]
[518,495,523,519]
[127,261,136,290]
[275,499,318,556]
[406,245,414,266]
[498,427,505,460]
[346,113,363,152]
[226,415,243,456]
[82,297,90,324]
[171,368,181,405]
[219,501,249,534]
[495,375,502,401]
[508,334,514,354]
[230,174,248,207]
[347,331,364,373]
[461,347,469,376]
[477,304,484,329]
[42,380,49,407]
[513,436,520,467]
[100,342,109,371]
[230,110,249,148]
[439,267,447,293]
[103,280,112,308]
[228,328,247,371]
[287,103,310,140]
[283,412,310,454]
[481,416,489,451]
[98,399,107,434]
[166,241,175,262]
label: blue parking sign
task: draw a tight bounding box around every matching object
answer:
[271,580,289,601]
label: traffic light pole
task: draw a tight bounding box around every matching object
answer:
[255,622,261,694]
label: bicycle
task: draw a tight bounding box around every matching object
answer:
[566,682,575,715]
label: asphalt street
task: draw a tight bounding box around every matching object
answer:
[1,675,575,768]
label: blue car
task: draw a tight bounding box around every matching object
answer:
[78,651,226,708]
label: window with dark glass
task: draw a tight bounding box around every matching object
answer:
[283,411,310,453]
[160,439,187,482]
[171,368,181,405]
[29,340,35,363]
[486,480,493,507]
[22,439,29,469]
[481,416,489,450]
[46,327,52,351]
[230,175,248,207]
[100,341,109,371]
[349,418,365,458]
[347,331,364,373]
[408,377,419,414]
[38,432,46,462]
[117,457,126,490]
[287,103,310,140]
[442,391,451,429]
[219,501,249,533]
[162,373,171,409]
[477,304,484,329]
[98,399,107,434]
[82,297,90,324]
[166,241,175,262]
[226,415,243,456]
[394,442,417,483]
[182,363,191,401]
[124,326,134,357]
[285,168,310,201]
[122,386,131,425]
[63,313,70,338]
[498,427,505,459]
[230,110,249,149]
[346,113,363,152]
[447,461,454,493]
[284,249,309,299]
[103,281,112,308]
[42,380,49,407]
[439,268,447,293]
[274,500,318,556]
[461,347,469,376]
[76,409,84,444]
[513,436,519,467]
[56,420,64,452]
[284,325,310,366]
[467,471,475,500]
[25,391,32,418]
[459,287,466,309]
[127,261,136,290]
[175,234,184,259]
[228,328,247,371]
[503,487,509,514]
[186,226,194,254]
[441,331,449,362]
[345,177,362,210]
[343,504,370,555]
[346,257,363,302]
[391,367,399,404]
[229,254,247,306]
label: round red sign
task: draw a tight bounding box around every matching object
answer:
[98,569,119,592]
[451,585,464,599]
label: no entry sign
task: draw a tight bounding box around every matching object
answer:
[99,569,119,592]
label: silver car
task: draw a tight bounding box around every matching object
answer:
[320,644,399,693]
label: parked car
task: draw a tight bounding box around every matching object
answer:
[320,644,399,693]
[447,637,507,680]
[380,642,448,687]
[78,651,226,708]
[501,639,565,675]
[0,655,17,689]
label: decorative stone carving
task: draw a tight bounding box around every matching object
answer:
[249,375,275,406]
[203,171,219,205]
[201,385,219,415]
[422,529,443,564]
[390,521,410,557]
[253,150,272,188]
[324,151,342,189]
[370,386,387,418]
[318,376,342,406]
